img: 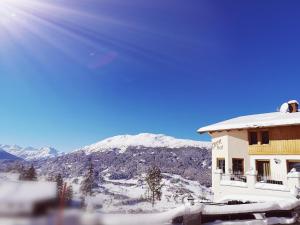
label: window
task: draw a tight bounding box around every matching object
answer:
[249,132,258,145]
[232,158,244,175]
[287,161,300,172]
[217,158,225,173]
[261,131,269,144]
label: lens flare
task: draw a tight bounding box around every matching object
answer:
[0,0,183,71]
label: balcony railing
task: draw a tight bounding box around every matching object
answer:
[230,173,247,183]
[221,173,247,183]
[220,171,285,185]
[256,175,283,185]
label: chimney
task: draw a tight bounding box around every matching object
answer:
[288,100,299,113]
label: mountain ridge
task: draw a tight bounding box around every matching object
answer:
[80,133,211,154]
[0,144,60,161]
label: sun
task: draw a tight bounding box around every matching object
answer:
[0,0,34,28]
[0,0,17,23]
[0,0,155,67]
[0,0,74,44]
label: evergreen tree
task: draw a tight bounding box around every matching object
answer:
[19,164,26,180]
[27,165,37,181]
[145,166,163,207]
[19,165,37,181]
[80,162,94,196]
[56,174,64,197]
[65,185,74,203]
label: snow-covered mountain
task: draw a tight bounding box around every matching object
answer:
[81,133,211,154]
[0,144,60,161]
[0,149,22,161]
[0,133,212,186]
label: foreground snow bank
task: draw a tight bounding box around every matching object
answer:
[100,194,300,225]
[218,194,300,211]
[204,215,297,225]
[101,204,204,225]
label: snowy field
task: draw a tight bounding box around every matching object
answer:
[1,172,300,225]
[68,172,212,213]
[0,172,210,225]
[0,172,212,213]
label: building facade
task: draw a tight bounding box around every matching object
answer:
[198,100,300,201]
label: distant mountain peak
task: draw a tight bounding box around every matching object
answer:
[81,133,211,154]
[0,144,60,161]
[39,146,58,154]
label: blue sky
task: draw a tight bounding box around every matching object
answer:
[0,0,300,152]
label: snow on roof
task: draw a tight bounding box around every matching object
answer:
[288,100,299,105]
[198,111,300,133]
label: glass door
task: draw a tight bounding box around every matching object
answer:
[256,160,270,182]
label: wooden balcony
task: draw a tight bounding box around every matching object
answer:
[248,125,300,155]
[249,139,300,155]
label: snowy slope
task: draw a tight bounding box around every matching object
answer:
[64,172,212,213]
[0,145,60,161]
[0,149,21,161]
[81,133,211,154]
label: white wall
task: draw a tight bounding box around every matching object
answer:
[211,132,229,195]
[211,130,249,198]
[211,130,249,174]
[250,155,300,184]
[227,130,249,173]
[211,131,229,172]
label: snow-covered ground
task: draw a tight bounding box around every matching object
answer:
[0,172,211,213]
[1,172,299,225]
[67,172,212,213]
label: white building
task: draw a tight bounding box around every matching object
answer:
[198,100,300,201]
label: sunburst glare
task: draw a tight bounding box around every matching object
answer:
[0,0,178,70]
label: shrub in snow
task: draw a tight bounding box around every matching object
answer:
[72,178,79,184]
[170,178,181,184]
[120,198,148,206]
[109,172,131,180]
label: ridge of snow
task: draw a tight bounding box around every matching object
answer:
[0,145,60,161]
[81,133,211,154]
